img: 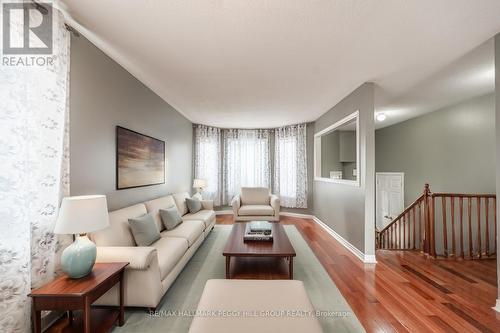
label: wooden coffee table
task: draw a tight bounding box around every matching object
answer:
[223,222,296,279]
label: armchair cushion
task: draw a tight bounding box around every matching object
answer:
[238,205,275,216]
[96,246,157,270]
[240,187,270,205]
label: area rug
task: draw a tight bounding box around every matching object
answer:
[112,225,365,332]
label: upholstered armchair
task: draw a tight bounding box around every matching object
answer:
[231,187,280,222]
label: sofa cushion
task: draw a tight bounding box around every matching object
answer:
[183,210,216,228]
[151,237,188,280]
[160,220,205,247]
[240,187,270,205]
[173,192,190,215]
[128,213,161,246]
[144,195,176,232]
[160,206,183,230]
[238,205,275,216]
[186,197,202,214]
[90,204,146,247]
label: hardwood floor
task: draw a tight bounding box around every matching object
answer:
[217,214,500,333]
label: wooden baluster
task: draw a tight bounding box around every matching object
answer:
[450,197,456,257]
[390,225,393,249]
[477,197,481,258]
[442,196,448,257]
[412,207,416,250]
[403,214,406,249]
[389,225,392,249]
[468,197,472,258]
[460,197,464,259]
[430,195,436,257]
[407,212,410,249]
[391,224,396,249]
[494,198,497,255]
[395,221,398,249]
[419,201,423,251]
[423,184,430,255]
[398,221,401,249]
[485,198,489,257]
[400,219,403,249]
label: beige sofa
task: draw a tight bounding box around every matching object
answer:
[189,279,323,333]
[231,187,280,222]
[89,192,215,309]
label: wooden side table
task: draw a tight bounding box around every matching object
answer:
[29,262,129,333]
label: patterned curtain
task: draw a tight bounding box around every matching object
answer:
[222,129,271,205]
[274,124,308,208]
[193,125,222,206]
[0,5,71,333]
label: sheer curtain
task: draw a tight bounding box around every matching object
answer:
[193,125,222,206]
[274,124,308,208]
[223,129,271,205]
[0,5,71,332]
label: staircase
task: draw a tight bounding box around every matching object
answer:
[377,184,497,259]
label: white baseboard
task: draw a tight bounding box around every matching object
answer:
[215,210,233,215]
[493,299,500,313]
[279,212,314,219]
[312,216,377,264]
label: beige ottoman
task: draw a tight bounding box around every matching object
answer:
[188,279,323,333]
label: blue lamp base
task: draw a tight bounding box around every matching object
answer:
[61,235,97,279]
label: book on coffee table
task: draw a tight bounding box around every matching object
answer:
[243,221,273,242]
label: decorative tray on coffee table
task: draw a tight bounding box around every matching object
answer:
[243,221,273,242]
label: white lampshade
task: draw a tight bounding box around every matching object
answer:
[54,195,110,234]
[193,179,207,189]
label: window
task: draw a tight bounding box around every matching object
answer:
[274,124,308,208]
[223,129,271,204]
[193,126,221,205]
[193,124,308,208]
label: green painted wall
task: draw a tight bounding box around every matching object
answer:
[376,93,495,206]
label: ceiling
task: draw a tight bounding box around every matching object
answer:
[59,0,500,129]
[375,38,494,129]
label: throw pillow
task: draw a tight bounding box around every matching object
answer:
[128,213,160,246]
[186,197,202,214]
[160,205,183,230]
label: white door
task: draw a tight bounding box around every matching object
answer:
[376,173,404,230]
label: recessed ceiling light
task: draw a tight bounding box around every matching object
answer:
[376,113,387,122]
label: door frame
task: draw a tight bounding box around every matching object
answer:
[375,172,405,230]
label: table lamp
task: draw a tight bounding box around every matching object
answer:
[54,195,110,278]
[193,178,207,193]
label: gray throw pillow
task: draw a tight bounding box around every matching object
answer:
[186,197,202,214]
[160,205,183,230]
[128,213,160,246]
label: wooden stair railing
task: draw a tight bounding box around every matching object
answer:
[378,184,497,259]
[378,184,427,252]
